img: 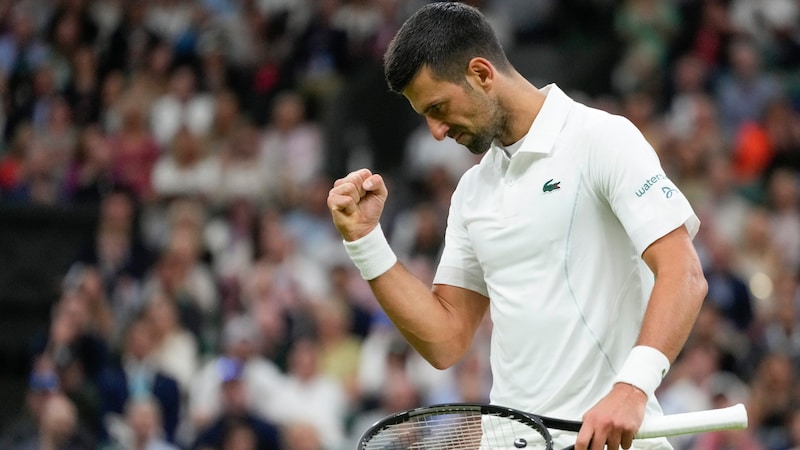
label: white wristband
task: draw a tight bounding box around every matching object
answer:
[613,345,670,398]
[342,224,397,280]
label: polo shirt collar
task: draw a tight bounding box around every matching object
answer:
[491,83,573,156]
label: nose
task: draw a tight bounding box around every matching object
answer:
[425,116,449,141]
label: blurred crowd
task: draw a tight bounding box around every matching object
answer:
[0,0,798,449]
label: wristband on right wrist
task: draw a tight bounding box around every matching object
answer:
[342,224,398,281]
[613,345,670,398]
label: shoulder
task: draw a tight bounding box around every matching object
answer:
[569,105,642,147]
[567,107,655,165]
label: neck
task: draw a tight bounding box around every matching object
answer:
[496,72,546,146]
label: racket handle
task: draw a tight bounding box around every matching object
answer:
[635,403,748,439]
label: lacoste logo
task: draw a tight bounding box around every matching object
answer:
[543,179,561,192]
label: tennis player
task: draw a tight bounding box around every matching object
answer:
[327,3,707,450]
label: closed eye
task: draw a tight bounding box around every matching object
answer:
[425,102,446,116]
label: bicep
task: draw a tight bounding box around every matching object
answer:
[640,225,702,276]
[432,283,490,338]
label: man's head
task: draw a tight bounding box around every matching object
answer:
[384,2,510,94]
[384,3,513,154]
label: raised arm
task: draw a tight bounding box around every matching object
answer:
[327,169,489,369]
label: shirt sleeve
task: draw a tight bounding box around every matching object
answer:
[433,172,490,297]
[586,114,700,256]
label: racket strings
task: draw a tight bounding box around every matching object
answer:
[362,411,551,449]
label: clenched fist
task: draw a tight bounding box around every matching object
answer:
[327,168,388,241]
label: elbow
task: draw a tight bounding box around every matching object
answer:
[418,342,468,370]
[689,262,708,310]
[427,358,453,371]
[422,350,461,370]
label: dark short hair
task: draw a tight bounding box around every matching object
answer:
[383,2,512,94]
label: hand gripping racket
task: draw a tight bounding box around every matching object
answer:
[357,403,748,449]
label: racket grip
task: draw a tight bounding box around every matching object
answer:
[635,404,748,439]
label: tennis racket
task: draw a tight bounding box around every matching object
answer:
[357,403,748,449]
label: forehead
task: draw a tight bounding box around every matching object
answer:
[402,66,463,114]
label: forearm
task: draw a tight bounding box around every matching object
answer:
[368,264,485,369]
[637,265,707,362]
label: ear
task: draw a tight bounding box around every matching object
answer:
[466,57,494,91]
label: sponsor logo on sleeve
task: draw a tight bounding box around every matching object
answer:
[635,173,676,198]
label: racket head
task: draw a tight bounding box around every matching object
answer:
[357,403,554,450]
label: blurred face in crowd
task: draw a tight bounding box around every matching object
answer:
[222,421,258,450]
[127,399,161,443]
[272,93,306,132]
[125,320,155,360]
[40,394,78,445]
[288,339,319,382]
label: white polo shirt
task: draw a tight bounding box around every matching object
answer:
[433,84,698,448]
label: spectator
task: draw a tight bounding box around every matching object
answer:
[36,96,79,181]
[7,138,69,205]
[346,370,421,450]
[763,167,800,271]
[716,38,784,141]
[761,99,800,182]
[64,124,114,204]
[191,357,282,450]
[612,0,680,96]
[747,352,796,449]
[143,289,199,394]
[187,314,285,433]
[0,3,50,141]
[150,127,220,202]
[30,296,106,433]
[731,207,783,300]
[63,46,102,127]
[72,188,152,333]
[265,336,348,450]
[104,397,180,450]
[750,271,800,372]
[99,1,159,75]
[0,123,34,196]
[205,89,247,157]
[0,360,61,449]
[8,393,95,450]
[108,97,160,202]
[281,421,323,450]
[312,299,361,403]
[150,66,215,149]
[143,224,218,351]
[96,316,181,444]
[389,201,446,267]
[665,54,712,138]
[259,90,325,206]
[703,233,755,332]
[213,123,273,208]
[144,0,198,48]
[280,175,343,278]
[694,154,752,245]
[251,206,330,307]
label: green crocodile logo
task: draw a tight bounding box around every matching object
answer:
[543,179,561,192]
